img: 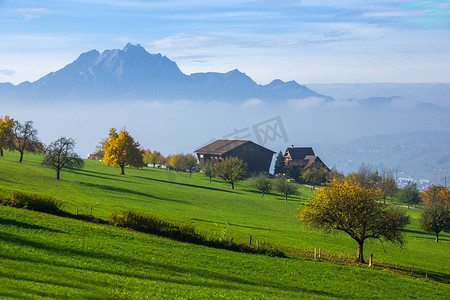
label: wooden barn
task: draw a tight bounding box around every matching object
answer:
[284,146,328,170]
[194,139,275,173]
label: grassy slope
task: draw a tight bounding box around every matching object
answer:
[0,152,449,282]
[0,206,448,299]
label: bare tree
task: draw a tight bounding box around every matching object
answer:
[12,120,40,162]
[379,169,397,204]
[42,137,84,180]
[349,163,381,190]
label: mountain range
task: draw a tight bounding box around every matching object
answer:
[0,43,330,102]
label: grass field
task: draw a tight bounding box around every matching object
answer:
[1,206,449,299]
[0,151,449,298]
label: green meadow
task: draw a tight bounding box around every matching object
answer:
[0,151,449,298]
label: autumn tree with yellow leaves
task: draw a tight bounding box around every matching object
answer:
[102,128,144,175]
[421,184,450,208]
[297,178,409,263]
[0,115,14,157]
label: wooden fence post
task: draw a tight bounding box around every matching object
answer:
[369,253,373,267]
[319,248,321,259]
[314,248,317,260]
[256,240,259,248]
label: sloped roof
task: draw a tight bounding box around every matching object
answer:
[194,139,250,155]
[304,155,318,168]
[286,147,315,160]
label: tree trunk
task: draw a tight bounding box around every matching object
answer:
[19,151,24,162]
[120,164,125,175]
[231,182,234,190]
[189,170,192,178]
[356,241,365,263]
[0,148,3,156]
[261,192,264,198]
[56,169,60,180]
[209,176,211,183]
[436,232,439,242]
[285,195,288,203]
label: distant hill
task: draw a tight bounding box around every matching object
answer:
[316,130,450,188]
[306,83,450,108]
[0,43,331,103]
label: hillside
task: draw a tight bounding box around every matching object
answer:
[1,152,449,297]
[2,207,449,298]
[316,130,450,188]
[1,152,449,271]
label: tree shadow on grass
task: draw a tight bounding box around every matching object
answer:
[69,169,140,184]
[133,176,238,194]
[191,218,272,231]
[0,235,343,298]
[402,229,450,241]
[79,182,187,204]
[0,218,62,233]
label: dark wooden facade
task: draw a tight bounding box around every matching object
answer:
[284,146,328,170]
[194,139,275,173]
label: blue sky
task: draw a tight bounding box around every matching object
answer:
[1,0,449,85]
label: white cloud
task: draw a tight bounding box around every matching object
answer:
[241,98,264,108]
[144,34,219,50]
[326,100,359,109]
[15,8,51,20]
[0,69,15,76]
[287,97,326,109]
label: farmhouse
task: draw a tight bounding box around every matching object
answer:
[284,146,328,170]
[194,139,275,173]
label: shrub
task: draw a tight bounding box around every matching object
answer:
[109,209,285,258]
[109,210,195,237]
[5,191,63,214]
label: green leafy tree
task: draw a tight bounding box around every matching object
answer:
[212,157,248,190]
[42,137,84,180]
[252,174,272,197]
[327,167,345,182]
[301,162,329,187]
[397,182,421,208]
[179,154,198,177]
[102,128,144,175]
[274,151,285,175]
[200,160,213,183]
[420,204,450,242]
[286,166,302,183]
[298,179,410,263]
[274,175,299,202]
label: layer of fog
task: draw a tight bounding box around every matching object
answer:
[2,97,448,175]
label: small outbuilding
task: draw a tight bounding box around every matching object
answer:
[194,139,275,173]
